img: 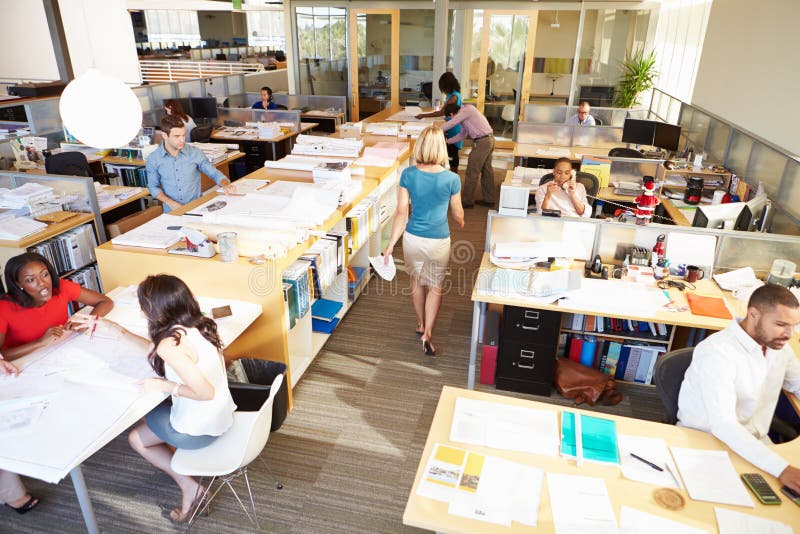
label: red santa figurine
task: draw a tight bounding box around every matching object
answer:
[634,176,660,225]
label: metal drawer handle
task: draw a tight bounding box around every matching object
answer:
[520,350,535,359]
[517,362,535,369]
[524,310,540,320]
[521,324,540,331]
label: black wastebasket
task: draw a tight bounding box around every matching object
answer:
[238,359,288,432]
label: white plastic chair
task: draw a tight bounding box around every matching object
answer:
[171,373,284,531]
[500,104,516,138]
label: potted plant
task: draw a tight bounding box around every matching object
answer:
[614,49,658,108]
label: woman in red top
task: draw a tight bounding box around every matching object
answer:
[0,252,114,360]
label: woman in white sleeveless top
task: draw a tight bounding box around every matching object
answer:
[82,274,235,525]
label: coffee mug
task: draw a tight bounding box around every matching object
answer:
[685,265,705,283]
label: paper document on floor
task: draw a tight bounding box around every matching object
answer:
[450,396,559,456]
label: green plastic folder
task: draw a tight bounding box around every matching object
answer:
[560,412,620,465]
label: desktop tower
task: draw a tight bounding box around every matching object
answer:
[495,306,561,396]
[479,310,500,385]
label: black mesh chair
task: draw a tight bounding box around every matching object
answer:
[653,348,693,424]
[608,147,644,158]
[539,171,600,206]
[190,124,214,143]
[594,117,603,126]
[45,152,118,182]
[274,104,288,111]
[420,82,433,105]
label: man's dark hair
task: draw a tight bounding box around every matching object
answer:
[443,103,461,117]
[578,100,591,107]
[159,114,185,136]
[260,86,273,97]
[553,157,573,168]
[748,284,799,311]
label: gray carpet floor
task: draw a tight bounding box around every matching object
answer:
[6,166,665,533]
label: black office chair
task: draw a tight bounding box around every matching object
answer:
[594,118,603,126]
[653,348,693,424]
[608,147,644,158]
[539,171,600,205]
[45,152,118,183]
[420,82,433,105]
[653,347,799,441]
[190,124,213,143]
[274,104,288,111]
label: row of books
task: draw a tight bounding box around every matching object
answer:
[345,198,378,255]
[299,231,345,299]
[65,265,102,313]
[105,164,148,188]
[282,260,312,330]
[28,224,97,276]
[562,334,666,385]
[561,312,670,338]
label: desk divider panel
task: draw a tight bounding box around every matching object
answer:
[486,212,800,276]
[606,158,662,184]
[523,104,647,127]
[216,108,301,132]
[516,123,573,146]
[267,94,347,114]
[571,125,623,148]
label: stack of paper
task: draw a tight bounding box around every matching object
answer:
[365,122,400,136]
[0,214,47,240]
[110,214,184,249]
[291,135,363,158]
[0,182,56,209]
[256,122,282,139]
[400,122,428,137]
[191,142,230,164]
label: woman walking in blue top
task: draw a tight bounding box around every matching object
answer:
[416,73,463,173]
[383,126,465,356]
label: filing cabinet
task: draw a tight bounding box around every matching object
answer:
[495,306,561,396]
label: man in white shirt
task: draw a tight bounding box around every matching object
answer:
[565,101,596,126]
[678,284,800,492]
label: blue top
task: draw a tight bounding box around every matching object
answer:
[400,167,461,239]
[146,144,227,212]
[252,100,278,110]
[444,91,463,149]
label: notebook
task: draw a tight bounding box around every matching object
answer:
[685,293,733,319]
[311,298,343,322]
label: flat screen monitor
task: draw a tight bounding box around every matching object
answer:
[622,119,656,146]
[735,193,771,232]
[653,122,681,152]
[692,202,745,230]
[190,97,218,119]
[164,98,191,116]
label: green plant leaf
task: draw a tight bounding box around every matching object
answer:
[614,49,658,108]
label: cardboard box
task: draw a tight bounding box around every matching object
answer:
[106,205,162,238]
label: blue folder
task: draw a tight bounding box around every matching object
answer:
[560,411,620,465]
[311,298,343,322]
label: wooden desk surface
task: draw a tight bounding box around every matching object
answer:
[211,128,300,144]
[0,212,95,248]
[403,386,800,533]
[101,151,244,168]
[514,143,615,161]
[472,253,731,331]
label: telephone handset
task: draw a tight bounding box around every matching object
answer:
[562,170,577,190]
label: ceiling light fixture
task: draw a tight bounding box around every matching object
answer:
[551,10,561,29]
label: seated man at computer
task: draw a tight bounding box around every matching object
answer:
[565,101,596,126]
[678,284,800,492]
[534,158,589,217]
[252,86,278,110]
[146,115,235,213]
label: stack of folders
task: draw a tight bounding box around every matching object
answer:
[560,412,620,465]
[65,265,103,313]
[300,237,339,298]
[282,259,312,329]
[345,200,375,255]
[562,334,666,385]
[563,313,669,337]
[28,224,97,275]
[311,298,343,334]
[105,164,147,187]
[348,266,367,301]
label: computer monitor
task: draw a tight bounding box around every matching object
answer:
[692,202,746,230]
[190,97,218,119]
[164,98,191,116]
[734,194,771,232]
[653,122,681,152]
[622,119,656,146]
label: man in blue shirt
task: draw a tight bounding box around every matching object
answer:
[146,115,235,212]
[252,86,278,110]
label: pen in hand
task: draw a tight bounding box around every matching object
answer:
[630,453,664,471]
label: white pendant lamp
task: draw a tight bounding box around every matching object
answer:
[59,68,143,149]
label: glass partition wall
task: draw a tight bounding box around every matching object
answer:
[348,10,399,121]
[296,7,348,97]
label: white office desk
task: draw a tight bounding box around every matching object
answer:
[0,288,261,533]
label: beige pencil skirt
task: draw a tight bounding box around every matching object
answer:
[402,231,451,288]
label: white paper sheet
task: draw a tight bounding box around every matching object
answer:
[559,278,670,317]
[713,267,761,291]
[369,254,396,281]
[218,179,270,194]
[670,447,754,507]
[620,506,708,534]
[546,473,619,534]
[666,232,717,271]
[0,398,49,435]
[450,397,560,456]
[618,435,681,488]
[714,507,793,534]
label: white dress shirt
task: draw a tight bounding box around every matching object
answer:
[565,114,596,126]
[677,319,800,477]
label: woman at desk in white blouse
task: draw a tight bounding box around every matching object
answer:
[76,274,235,525]
[164,99,197,143]
[534,158,590,218]
[0,354,39,514]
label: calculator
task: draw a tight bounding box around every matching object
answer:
[740,473,781,505]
